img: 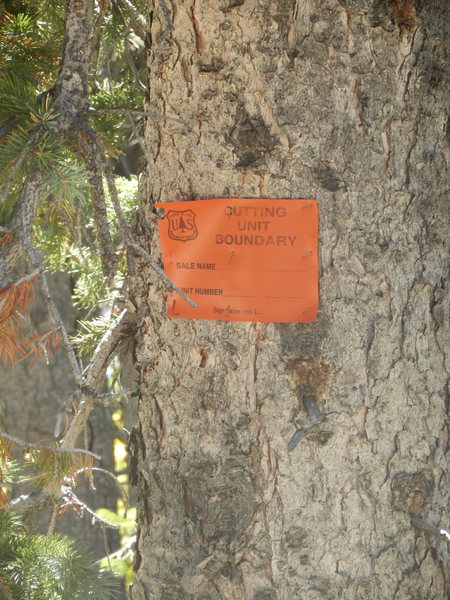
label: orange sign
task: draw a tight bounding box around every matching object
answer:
[155,198,318,323]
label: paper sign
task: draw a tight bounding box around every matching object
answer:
[155,198,318,323]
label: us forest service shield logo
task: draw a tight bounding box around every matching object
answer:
[167,210,198,241]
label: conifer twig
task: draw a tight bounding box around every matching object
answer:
[0,267,41,316]
[90,0,111,75]
[20,238,82,379]
[61,307,134,449]
[102,528,114,574]
[129,241,198,308]
[8,490,54,514]
[4,0,135,522]
[0,432,101,460]
[115,1,146,92]
[72,466,129,507]
[39,270,82,376]
[54,0,92,133]
[77,133,116,284]
[97,139,198,308]
[47,505,58,535]
[79,384,130,406]
[60,486,119,528]
[3,171,42,275]
[116,0,146,40]
[0,133,37,204]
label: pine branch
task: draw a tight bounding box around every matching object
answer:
[0,115,19,142]
[129,242,198,308]
[60,486,119,529]
[79,384,130,406]
[62,307,135,449]
[0,267,40,319]
[4,268,41,286]
[47,505,58,535]
[0,433,100,461]
[90,0,112,76]
[116,2,146,92]
[0,131,39,204]
[23,328,61,363]
[2,171,42,277]
[77,131,116,284]
[20,238,82,379]
[7,490,54,515]
[92,138,199,308]
[0,507,118,598]
[39,271,82,376]
[3,0,141,530]
[80,127,198,308]
[116,0,146,41]
[54,0,93,133]
[73,466,129,507]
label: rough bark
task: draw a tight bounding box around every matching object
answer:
[56,0,92,131]
[130,1,449,598]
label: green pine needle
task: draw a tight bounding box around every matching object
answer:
[71,314,118,358]
[0,73,38,123]
[0,510,118,600]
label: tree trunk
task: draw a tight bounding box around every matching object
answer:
[130,1,449,598]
